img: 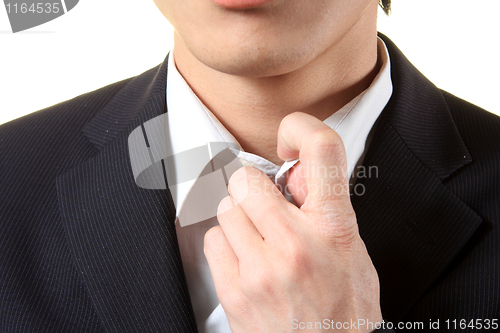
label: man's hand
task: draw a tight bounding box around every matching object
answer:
[204,112,382,332]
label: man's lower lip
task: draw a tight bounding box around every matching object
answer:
[210,0,275,9]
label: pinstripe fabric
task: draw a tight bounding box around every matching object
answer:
[0,78,130,332]
[1,56,197,332]
[400,92,500,324]
[1,34,499,332]
[352,35,500,331]
[54,56,198,332]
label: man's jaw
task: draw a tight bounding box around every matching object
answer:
[209,0,276,9]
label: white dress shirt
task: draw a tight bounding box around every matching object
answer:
[165,37,393,333]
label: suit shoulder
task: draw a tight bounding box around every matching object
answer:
[442,90,500,205]
[0,76,134,198]
[442,90,500,140]
[0,76,132,148]
[0,77,139,332]
[442,91,500,155]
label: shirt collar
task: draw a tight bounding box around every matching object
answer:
[166,37,392,208]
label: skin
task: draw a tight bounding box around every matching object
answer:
[152,0,383,331]
[208,113,382,332]
[153,0,380,164]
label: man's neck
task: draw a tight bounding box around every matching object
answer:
[172,6,380,166]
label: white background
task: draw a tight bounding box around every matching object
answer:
[0,0,499,125]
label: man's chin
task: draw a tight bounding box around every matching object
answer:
[193,49,308,78]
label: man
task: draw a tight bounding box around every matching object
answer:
[0,1,498,332]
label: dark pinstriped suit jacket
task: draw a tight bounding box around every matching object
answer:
[1,34,499,332]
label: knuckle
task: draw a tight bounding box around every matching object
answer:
[203,226,223,252]
[221,289,250,313]
[260,204,284,224]
[228,166,248,188]
[242,266,276,297]
[281,112,300,129]
[281,236,310,273]
[309,128,343,152]
[320,211,360,246]
[228,166,259,191]
[217,195,234,216]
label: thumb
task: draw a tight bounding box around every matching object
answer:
[285,162,307,207]
[277,112,351,214]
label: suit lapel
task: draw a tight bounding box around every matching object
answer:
[56,55,198,332]
[351,35,482,321]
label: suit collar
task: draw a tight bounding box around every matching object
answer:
[352,34,482,321]
[82,54,169,151]
[378,33,472,180]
